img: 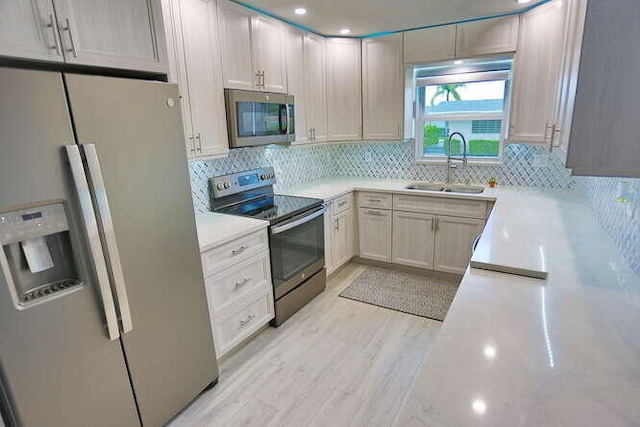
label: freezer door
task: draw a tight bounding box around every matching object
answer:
[64,74,219,426]
[0,68,139,426]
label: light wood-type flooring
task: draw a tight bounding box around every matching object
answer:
[169,262,442,427]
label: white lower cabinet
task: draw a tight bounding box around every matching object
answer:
[201,229,274,359]
[325,193,355,275]
[358,207,392,262]
[392,211,435,269]
[433,216,485,275]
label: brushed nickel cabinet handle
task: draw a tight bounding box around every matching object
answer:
[239,315,256,327]
[234,278,252,289]
[45,14,60,55]
[231,245,249,256]
[195,133,202,152]
[61,18,78,57]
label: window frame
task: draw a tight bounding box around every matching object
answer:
[414,69,512,165]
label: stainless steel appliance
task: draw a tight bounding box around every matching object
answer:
[0,68,218,427]
[224,89,295,148]
[210,168,325,326]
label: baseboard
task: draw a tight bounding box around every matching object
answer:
[352,257,463,282]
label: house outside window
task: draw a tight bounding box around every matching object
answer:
[414,61,512,163]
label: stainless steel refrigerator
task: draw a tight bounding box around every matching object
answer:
[0,67,218,427]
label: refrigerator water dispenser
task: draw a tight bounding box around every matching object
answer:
[0,202,82,308]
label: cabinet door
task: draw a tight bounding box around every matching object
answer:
[160,0,195,157]
[433,216,484,275]
[286,27,309,144]
[252,15,287,93]
[326,38,362,141]
[52,0,167,72]
[332,209,354,270]
[566,0,640,177]
[0,0,64,62]
[403,25,456,64]
[508,0,567,145]
[456,15,519,58]
[181,0,229,158]
[362,34,404,140]
[358,208,392,262]
[218,0,255,90]
[392,211,435,269]
[324,201,334,273]
[304,33,328,142]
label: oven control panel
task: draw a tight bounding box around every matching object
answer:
[210,167,276,198]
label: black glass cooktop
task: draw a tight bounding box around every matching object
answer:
[220,194,323,224]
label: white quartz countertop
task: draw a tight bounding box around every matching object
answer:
[284,178,640,425]
[195,212,268,252]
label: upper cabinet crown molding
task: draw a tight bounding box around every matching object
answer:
[217,0,287,93]
[0,0,167,73]
[326,37,362,141]
[362,34,404,140]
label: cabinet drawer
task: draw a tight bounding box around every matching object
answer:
[357,191,393,210]
[333,193,354,215]
[211,289,275,358]
[205,251,271,313]
[201,229,268,277]
[393,194,487,219]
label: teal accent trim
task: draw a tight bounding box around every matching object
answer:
[230,0,553,38]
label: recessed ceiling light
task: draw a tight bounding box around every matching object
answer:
[517,0,532,4]
[340,28,351,35]
[454,60,464,65]
[294,7,307,15]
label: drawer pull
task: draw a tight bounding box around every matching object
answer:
[234,278,252,289]
[231,245,249,256]
[367,198,383,202]
[239,315,256,327]
[366,210,386,217]
[338,201,348,207]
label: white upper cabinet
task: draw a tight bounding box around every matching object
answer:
[403,25,456,64]
[162,0,228,159]
[566,0,639,177]
[217,0,254,90]
[251,15,287,93]
[508,0,567,145]
[0,0,64,62]
[362,34,404,140]
[326,38,362,141]
[0,0,166,72]
[304,33,328,142]
[52,0,167,72]
[218,0,287,93]
[285,27,309,144]
[456,15,519,58]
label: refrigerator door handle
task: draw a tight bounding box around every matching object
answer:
[65,145,120,340]
[81,143,134,335]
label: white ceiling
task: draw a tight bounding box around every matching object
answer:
[236,0,545,36]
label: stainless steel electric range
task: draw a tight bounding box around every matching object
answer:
[210,167,326,326]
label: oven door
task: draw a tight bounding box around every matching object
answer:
[269,205,326,299]
[225,89,294,148]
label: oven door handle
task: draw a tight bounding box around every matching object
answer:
[270,206,327,235]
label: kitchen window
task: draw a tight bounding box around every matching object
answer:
[414,60,513,163]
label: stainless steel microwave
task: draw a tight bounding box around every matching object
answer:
[224,89,295,148]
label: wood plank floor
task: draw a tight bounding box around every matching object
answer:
[169,262,442,427]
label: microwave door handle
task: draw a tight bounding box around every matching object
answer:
[286,104,293,136]
[81,143,133,335]
[270,206,327,235]
[65,145,120,340]
[279,104,288,134]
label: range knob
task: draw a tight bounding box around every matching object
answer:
[260,174,266,180]
[223,182,230,189]
[216,183,224,190]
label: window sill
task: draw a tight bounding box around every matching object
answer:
[415,157,504,166]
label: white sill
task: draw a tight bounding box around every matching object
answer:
[415,157,504,166]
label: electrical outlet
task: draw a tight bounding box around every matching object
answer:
[533,154,549,168]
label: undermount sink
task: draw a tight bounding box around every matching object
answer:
[405,182,485,194]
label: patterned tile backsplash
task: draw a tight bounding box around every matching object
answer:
[189,140,574,212]
[576,177,640,275]
[189,139,637,275]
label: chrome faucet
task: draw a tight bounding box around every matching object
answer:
[446,132,468,184]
